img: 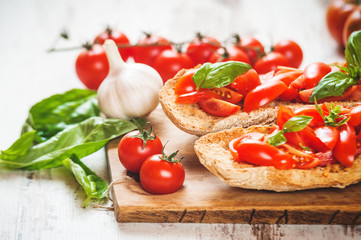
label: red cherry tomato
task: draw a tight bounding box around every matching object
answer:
[118,130,163,173]
[290,74,305,89]
[333,123,356,167]
[140,154,185,195]
[185,34,221,65]
[174,69,197,95]
[235,139,295,169]
[94,27,131,61]
[153,49,194,84]
[253,52,290,74]
[273,40,303,68]
[276,105,295,128]
[299,127,329,152]
[271,70,303,101]
[349,105,361,126]
[316,150,339,166]
[132,33,172,66]
[298,88,314,103]
[176,87,243,104]
[243,80,287,113]
[278,85,299,101]
[198,98,240,117]
[343,7,361,45]
[314,126,339,150]
[229,132,265,161]
[326,0,359,46]
[295,155,322,169]
[294,106,324,128]
[235,36,265,65]
[303,62,332,89]
[230,69,261,96]
[75,44,109,90]
[209,46,250,64]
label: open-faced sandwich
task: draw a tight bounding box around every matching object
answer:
[159,31,361,136]
[194,103,361,191]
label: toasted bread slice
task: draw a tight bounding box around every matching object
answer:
[194,125,361,192]
[159,68,361,136]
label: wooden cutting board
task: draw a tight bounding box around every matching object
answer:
[106,107,361,224]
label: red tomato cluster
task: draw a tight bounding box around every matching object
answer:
[174,61,361,117]
[230,104,361,169]
[75,28,303,89]
[326,0,361,47]
[117,127,185,195]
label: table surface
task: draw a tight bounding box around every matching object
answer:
[1,0,360,239]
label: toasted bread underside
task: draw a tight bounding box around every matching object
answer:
[159,68,361,136]
[194,125,361,192]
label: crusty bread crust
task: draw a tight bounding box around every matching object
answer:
[159,68,361,136]
[194,125,361,192]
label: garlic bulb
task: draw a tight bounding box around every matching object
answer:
[97,39,163,119]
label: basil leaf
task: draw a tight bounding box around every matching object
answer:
[0,131,35,161]
[345,30,361,69]
[63,155,108,208]
[283,115,313,132]
[309,71,357,102]
[0,117,145,170]
[22,89,99,143]
[268,130,287,147]
[192,61,251,90]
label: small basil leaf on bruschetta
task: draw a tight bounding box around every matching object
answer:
[192,61,251,90]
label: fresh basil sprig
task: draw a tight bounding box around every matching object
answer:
[309,30,361,102]
[315,100,350,127]
[268,115,313,146]
[192,61,251,90]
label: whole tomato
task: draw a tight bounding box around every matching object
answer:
[118,126,163,173]
[253,52,289,74]
[233,35,265,65]
[185,33,221,65]
[93,27,132,61]
[75,43,109,90]
[326,0,361,46]
[208,46,250,64]
[273,40,303,68]
[132,33,172,66]
[153,49,194,84]
[140,150,185,195]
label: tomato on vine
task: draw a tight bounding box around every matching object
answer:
[233,35,265,65]
[253,52,289,74]
[208,46,250,64]
[185,33,221,65]
[273,40,303,68]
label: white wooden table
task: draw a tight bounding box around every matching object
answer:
[1,0,360,239]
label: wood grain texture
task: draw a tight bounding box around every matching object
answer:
[107,108,361,224]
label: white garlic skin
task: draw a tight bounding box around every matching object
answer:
[97,40,163,119]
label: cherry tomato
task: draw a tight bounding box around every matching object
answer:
[316,151,339,166]
[326,0,359,46]
[290,75,305,89]
[349,105,361,126]
[235,139,295,169]
[153,49,194,84]
[314,126,339,150]
[234,36,265,65]
[175,90,219,104]
[299,127,329,152]
[118,130,163,173]
[294,106,324,128]
[343,7,361,45]
[140,153,185,195]
[229,132,265,161]
[284,132,309,150]
[303,62,332,89]
[198,98,240,117]
[243,80,287,113]
[276,105,295,128]
[333,123,356,167]
[174,69,197,95]
[230,69,261,96]
[298,88,314,103]
[185,34,221,65]
[75,44,109,90]
[273,40,303,68]
[295,155,322,169]
[93,27,132,61]
[209,46,250,64]
[132,33,172,66]
[254,52,289,74]
[278,85,299,101]
[271,70,303,101]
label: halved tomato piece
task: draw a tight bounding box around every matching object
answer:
[314,126,339,150]
[212,87,244,104]
[174,69,197,95]
[229,132,265,161]
[277,106,295,128]
[230,69,261,96]
[349,105,361,127]
[198,98,240,117]
[175,90,219,104]
[294,106,324,128]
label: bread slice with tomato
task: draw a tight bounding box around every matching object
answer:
[194,101,361,192]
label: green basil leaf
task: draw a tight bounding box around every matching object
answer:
[345,30,361,69]
[63,154,108,208]
[0,117,145,170]
[0,131,35,160]
[268,130,287,146]
[192,61,252,90]
[309,71,357,102]
[21,89,99,143]
[283,115,313,132]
